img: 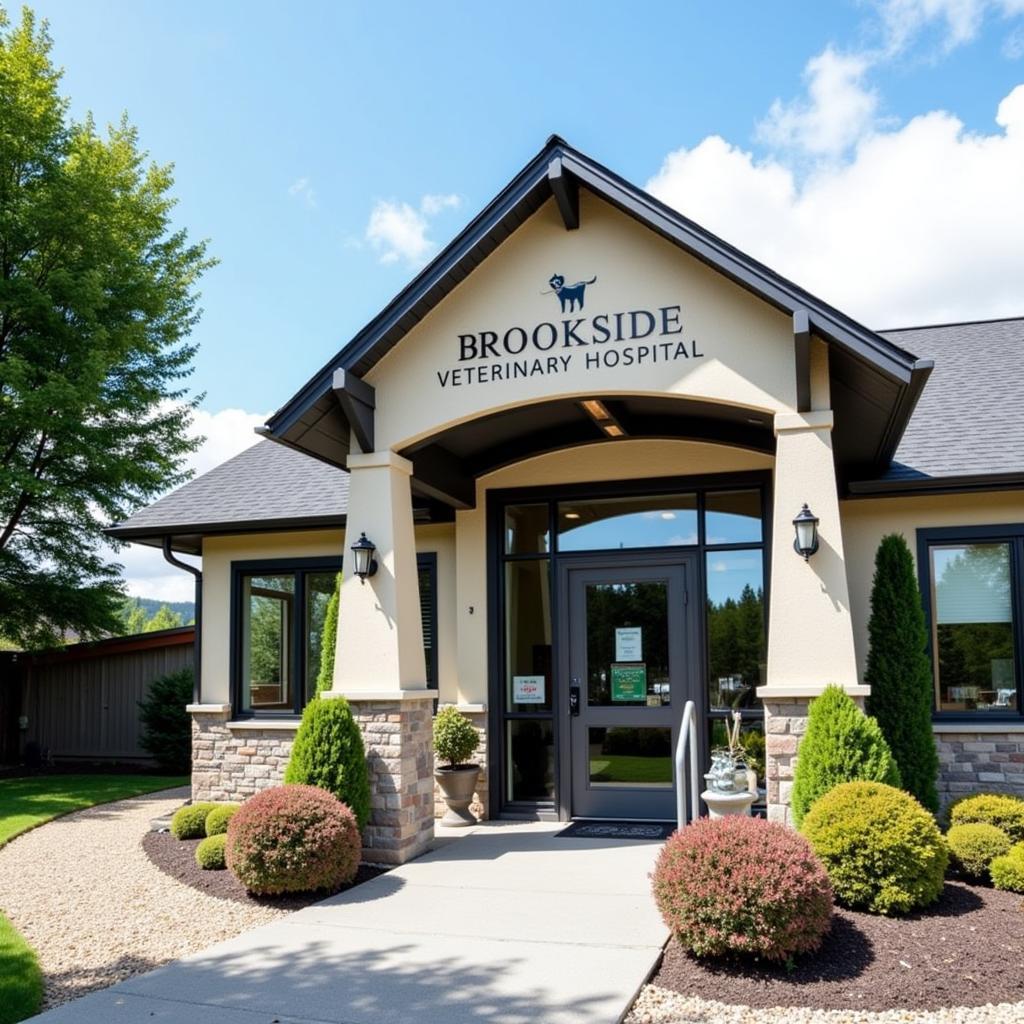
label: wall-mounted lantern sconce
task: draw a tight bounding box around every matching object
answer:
[792,504,820,561]
[350,532,378,582]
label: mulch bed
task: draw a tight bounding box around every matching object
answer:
[651,881,1024,1011]
[142,830,386,910]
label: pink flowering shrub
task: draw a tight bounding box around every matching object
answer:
[226,784,360,895]
[652,816,833,962]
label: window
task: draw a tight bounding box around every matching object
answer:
[919,527,1024,717]
[233,553,439,715]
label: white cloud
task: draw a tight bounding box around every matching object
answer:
[365,193,462,267]
[647,83,1024,329]
[757,48,879,158]
[874,0,1024,55]
[109,406,268,603]
[287,176,316,208]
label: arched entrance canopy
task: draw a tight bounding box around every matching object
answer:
[260,135,932,493]
[401,394,774,509]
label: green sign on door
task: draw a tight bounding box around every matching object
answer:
[610,663,647,702]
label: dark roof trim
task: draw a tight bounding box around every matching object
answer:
[106,514,346,545]
[846,470,1024,499]
[265,135,929,470]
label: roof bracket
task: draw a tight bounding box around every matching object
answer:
[793,309,812,413]
[333,368,375,454]
[548,157,579,230]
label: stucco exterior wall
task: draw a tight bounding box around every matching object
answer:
[840,490,1024,681]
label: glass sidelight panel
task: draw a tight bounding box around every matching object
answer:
[588,726,673,787]
[507,719,555,801]
[931,543,1017,712]
[505,504,550,555]
[558,494,698,552]
[241,574,295,711]
[504,560,553,712]
[304,572,338,703]
[585,580,670,706]
[706,550,765,711]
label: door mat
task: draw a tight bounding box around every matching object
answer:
[555,820,676,840]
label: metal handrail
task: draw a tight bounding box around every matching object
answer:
[674,699,699,831]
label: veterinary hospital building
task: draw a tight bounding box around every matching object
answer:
[110,137,1024,863]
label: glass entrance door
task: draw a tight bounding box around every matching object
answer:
[565,560,694,820]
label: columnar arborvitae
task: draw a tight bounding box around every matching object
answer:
[865,533,940,812]
[315,573,341,693]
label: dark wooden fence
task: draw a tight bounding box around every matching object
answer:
[0,627,195,766]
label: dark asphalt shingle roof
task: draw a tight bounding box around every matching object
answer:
[873,317,1024,488]
[107,440,349,543]
[109,317,1024,543]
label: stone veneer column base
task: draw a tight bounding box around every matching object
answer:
[188,705,297,802]
[433,707,488,822]
[337,693,435,865]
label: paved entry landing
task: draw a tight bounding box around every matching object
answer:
[37,821,668,1024]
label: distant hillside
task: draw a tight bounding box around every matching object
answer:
[125,597,195,623]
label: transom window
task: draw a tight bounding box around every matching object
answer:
[919,527,1023,717]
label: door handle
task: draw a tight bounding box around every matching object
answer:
[569,684,581,717]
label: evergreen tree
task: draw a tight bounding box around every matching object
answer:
[138,667,193,773]
[315,573,341,693]
[865,533,940,812]
[144,604,183,632]
[0,9,212,648]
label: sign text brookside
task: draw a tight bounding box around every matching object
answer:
[437,304,704,389]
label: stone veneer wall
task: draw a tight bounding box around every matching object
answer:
[432,708,488,821]
[935,730,1024,806]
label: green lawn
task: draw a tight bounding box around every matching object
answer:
[0,773,188,847]
[590,755,673,785]
[0,912,42,1024]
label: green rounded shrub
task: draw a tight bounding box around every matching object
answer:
[652,816,833,962]
[990,843,1024,893]
[801,781,948,915]
[947,823,1011,880]
[434,705,480,768]
[195,833,227,870]
[204,803,241,836]
[949,794,1024,842]
[171,802,217,840]
[226,785,361,895]
[284,696,371,830]
[791,685,902,826]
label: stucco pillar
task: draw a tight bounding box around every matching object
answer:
[759,410,866,823]
[330,450,434,864]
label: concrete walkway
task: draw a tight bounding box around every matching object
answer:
[37,821,667,1024]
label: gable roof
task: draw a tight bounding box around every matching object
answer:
[851,316,1024,495]
[262,135,932,480]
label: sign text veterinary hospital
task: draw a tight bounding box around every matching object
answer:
[435,275,705,389]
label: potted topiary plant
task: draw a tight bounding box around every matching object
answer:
[433,705,481,826]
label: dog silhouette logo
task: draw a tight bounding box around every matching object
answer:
[546,273,596,313]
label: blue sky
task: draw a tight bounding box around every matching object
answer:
[27,0,1024,598]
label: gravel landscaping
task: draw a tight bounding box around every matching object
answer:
[628,881,1024,1023]
[0,786,286,1010]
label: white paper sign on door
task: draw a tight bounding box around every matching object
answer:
[513,675,546,704]
[615,626,643,662]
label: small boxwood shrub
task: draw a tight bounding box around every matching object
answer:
[226,785,361,895]
[285,696,371,830]
[171,802,217,840]
[947,823,1011,880]
[434,705,480,768]
[652,816,833,962]
[204,803,241,836]
[801,781,948,915]
[195,833,227,870]
[990,843,1024,893]
[791,685,901,826]
[949,793,1024,843]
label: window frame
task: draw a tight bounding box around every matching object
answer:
[917,524,1024,721]
[231,552,440,717]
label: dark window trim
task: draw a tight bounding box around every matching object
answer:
[418,552,439,692]
[916,524,1024,722]
[488,470,772,818]
[230,553,440,717]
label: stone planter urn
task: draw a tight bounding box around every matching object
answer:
[434,764,481,826]
[433,705,481,828]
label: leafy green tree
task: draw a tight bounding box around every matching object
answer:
[865,534,940,812]
[118,598,148,636]
[144,604,183,632]
[0,8,212,649]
